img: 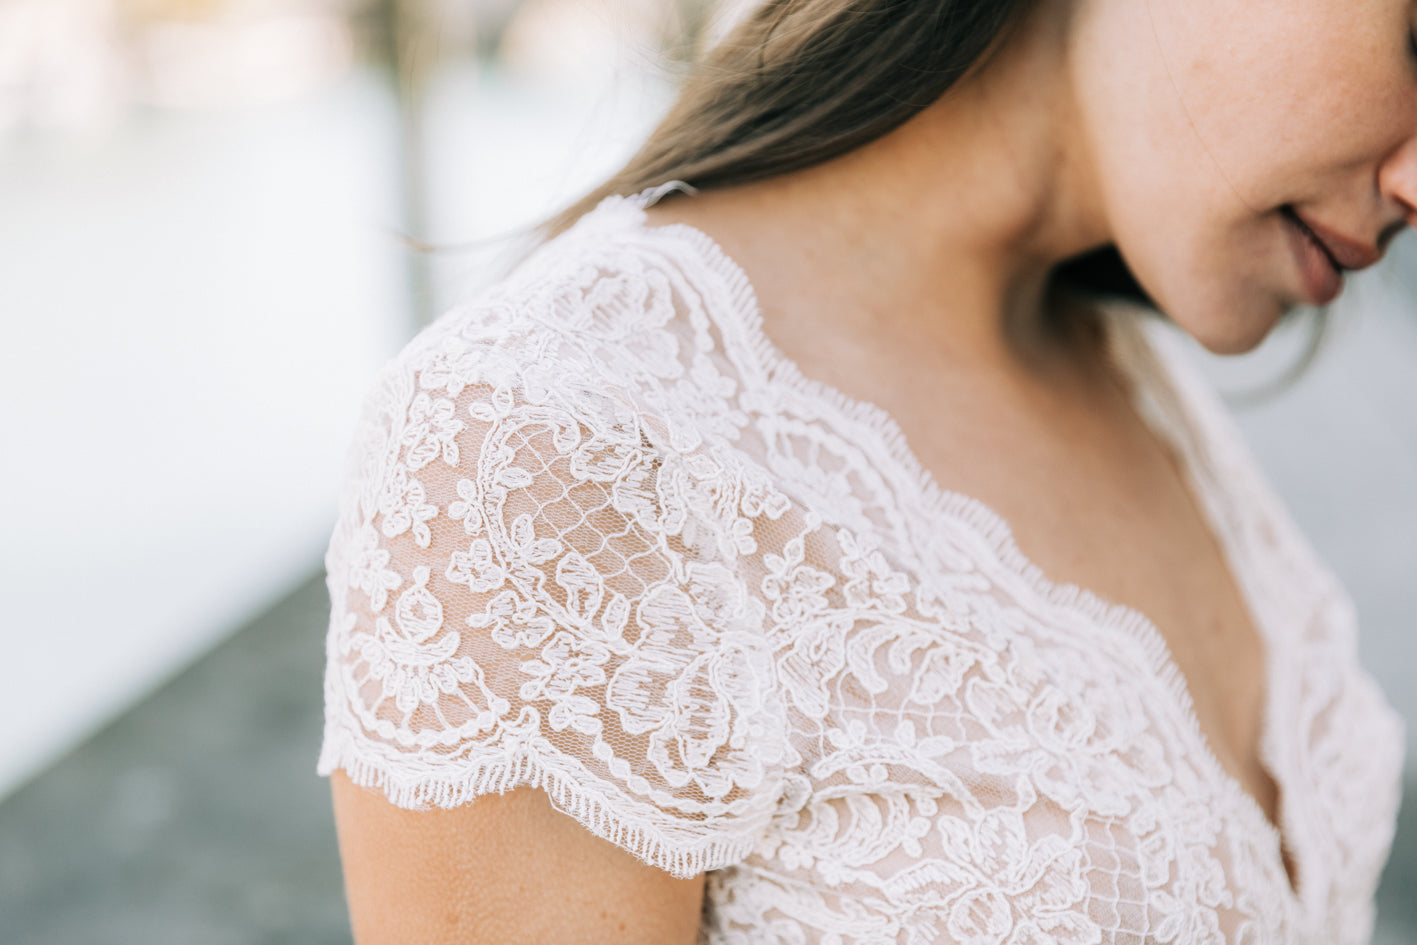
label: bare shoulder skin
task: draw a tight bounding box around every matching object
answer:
[330,771,706,944]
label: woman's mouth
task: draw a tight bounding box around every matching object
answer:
[1280,206,1343,305]
[1279,207,1382,306]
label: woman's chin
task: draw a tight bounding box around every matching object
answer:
[1171,298,1289,356]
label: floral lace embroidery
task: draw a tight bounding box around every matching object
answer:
[319,190,1405,944]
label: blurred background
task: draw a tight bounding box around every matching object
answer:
[0,1,1412,941]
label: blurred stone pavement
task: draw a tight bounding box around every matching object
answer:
[0,567,1412,943]
[0,570,350,944]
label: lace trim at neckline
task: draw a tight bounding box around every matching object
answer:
[585,185,1305,907]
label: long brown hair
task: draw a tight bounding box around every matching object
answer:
[544,0,1034,234]
[539,0,1151,305]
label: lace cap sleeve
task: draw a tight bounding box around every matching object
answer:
[317,306,790,878]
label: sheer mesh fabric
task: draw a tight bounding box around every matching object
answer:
[318,188,1405,944]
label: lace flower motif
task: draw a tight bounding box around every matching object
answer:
[377,464,439,547]
[401,391,464,470]
[346,522,402,612]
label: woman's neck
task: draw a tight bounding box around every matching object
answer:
[647,0,1112,378]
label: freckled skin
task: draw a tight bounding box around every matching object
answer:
[331,772,706,944]
[1071,0,1417,352]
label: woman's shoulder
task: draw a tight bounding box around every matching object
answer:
[318,198,801,879]
[492,186,723,332]
[380,191,731,405]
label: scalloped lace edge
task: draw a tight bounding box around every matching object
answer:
[317,733,754,880]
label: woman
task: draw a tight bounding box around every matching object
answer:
[317,0,1409,941]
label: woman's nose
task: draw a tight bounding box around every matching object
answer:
[1378,134,1417,233]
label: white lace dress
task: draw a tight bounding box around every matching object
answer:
[317,185,1406,944]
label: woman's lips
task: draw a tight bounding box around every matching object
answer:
[1295,213,1381,271]
[1282,208,1342,305]
[1280,207,1382,306]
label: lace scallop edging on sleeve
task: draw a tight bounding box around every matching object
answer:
[316,294,790,879]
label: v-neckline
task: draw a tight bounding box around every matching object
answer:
[604,184,1304,906]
